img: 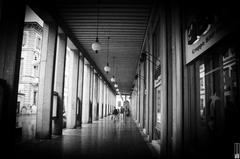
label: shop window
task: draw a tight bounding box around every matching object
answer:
[198,47,238,137]
[36,36,41,50]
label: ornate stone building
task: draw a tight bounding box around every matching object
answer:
[17,21,43,115]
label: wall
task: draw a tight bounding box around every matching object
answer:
[131,1,183,158]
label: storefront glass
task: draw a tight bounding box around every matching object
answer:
[198,46,239,140]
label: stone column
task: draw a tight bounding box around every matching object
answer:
[88,67,93,123]
[66,49,79,129]
[102,83,105,117]
[36,22,57,139]
[76,56,84,127]
[92,72,98,121]
[96,75,99,120]
[140,63,144,128]
[170,5,182,158]
[98,78,103,119]
[106,87,109,116]
[82,60,90,124]
[52,32,67,135]
[104,84,107,117]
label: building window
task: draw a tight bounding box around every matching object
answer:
[20,58,24,77]
[22,31,27,47]
[34,54,37,60]
[33,65,38,77]
[33,91,37,105]
[36,36,41,50]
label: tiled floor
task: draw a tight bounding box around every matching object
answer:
[15,116,157,159]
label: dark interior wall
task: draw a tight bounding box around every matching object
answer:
[0,0,26,156]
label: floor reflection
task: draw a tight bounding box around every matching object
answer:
[16,116,156,159]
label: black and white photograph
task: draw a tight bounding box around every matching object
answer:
[0,0,239,158]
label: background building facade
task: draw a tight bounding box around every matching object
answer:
[17,21,42,115]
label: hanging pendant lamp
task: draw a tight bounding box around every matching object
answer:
[110,76,116,82]
[92,1,101,53]
[104,36,111,73]
[104,63,110,73]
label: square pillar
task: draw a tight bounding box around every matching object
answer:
[52,32,67,135]
[96,76,99,120]
[105,84,107,117]
[170,5,182,158]
[66,49,79,129]
[106,88,109,116]
[98,78,103,118]
[82,61,90,124]
[103,83,106,117]
[88,67,93,123]
[76,56,84,127]
[36,22,57,139]
[92,72,98,121]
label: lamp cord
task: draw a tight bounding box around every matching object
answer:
[96,0,100,39]
[107,36,110,64]
[113,56,115,76]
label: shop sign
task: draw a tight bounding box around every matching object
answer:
[185,14,230,64]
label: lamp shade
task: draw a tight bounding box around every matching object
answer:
[116,88,119,91]
[104,65,110,73]
[114,84,118,88]
[92,41,101,53]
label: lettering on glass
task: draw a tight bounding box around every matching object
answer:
[185,12,230,64]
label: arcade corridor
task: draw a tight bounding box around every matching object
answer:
[15,116,157,159]
[1,0,240,159]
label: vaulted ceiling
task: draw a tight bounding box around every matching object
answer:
[46,0,153,94]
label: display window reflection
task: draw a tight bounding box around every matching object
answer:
[198,47,239,138]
